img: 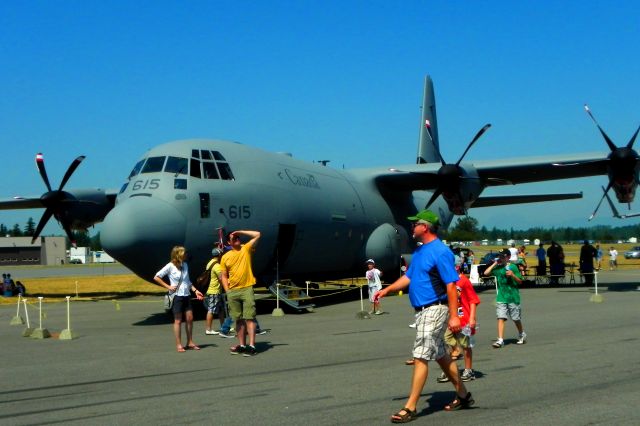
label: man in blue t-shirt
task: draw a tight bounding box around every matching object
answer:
[375,210,474,423]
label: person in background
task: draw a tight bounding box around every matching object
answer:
[595,244,603,271]
[609,246,618,270]
[484,248,527,348]
[579,240,597,285]
[154,246,204,353]
[536,243,546,277]
[203,248,226,335]
[437,264,481,383]
[365,259,383,315]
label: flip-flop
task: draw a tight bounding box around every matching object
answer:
[187,344,201,351]
[405,359,415,365]
[177,346,186,353]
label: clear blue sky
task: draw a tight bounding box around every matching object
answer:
[1,1,639,235]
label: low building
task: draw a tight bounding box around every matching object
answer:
[0,236,67,266]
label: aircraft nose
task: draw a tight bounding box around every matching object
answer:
[102,196,186,280]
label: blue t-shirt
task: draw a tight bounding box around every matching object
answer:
[536,247,546,261]
[406,238,459,308]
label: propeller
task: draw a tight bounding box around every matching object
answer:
[424,124,491,209]
[31,153,86,246]
[584,104,640,219]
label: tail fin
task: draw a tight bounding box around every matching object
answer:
[416,75,442,164]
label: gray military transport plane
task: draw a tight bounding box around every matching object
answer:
[1,75,637,285]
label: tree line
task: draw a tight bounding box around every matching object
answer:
[1,218,102,250]
[445,216,640,243]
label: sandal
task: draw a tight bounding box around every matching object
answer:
[187,344,201,351]
[391,407,417,423]
[177,346,186,353]
[405,359,415,366]
[444,392,474,411]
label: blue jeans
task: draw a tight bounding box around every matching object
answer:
[221,317,261,333]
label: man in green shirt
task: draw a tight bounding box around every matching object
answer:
[483,248,527,348]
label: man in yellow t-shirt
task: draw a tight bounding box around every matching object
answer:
[220,229,261,356]
[203,248,225,336]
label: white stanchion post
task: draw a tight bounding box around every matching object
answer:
[355,284,370,319]
[22,298,34,337]
[590,271,603,303]
[272,282,284,317]
[306,281,310,295]
[11,294,25,325]
[60,296,76,340]
[31,296,50,339]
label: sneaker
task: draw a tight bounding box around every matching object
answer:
[408,323,416,328]
[461,369,475,382]
[517,332,527,345]
[242,345,257,357]
[492,339,504,348]
[205,329,219,335]
[436,372,450,383]
[374,310,384,315]
[230,344,246,355]
[256,329,268,335]
[219,331,235,338]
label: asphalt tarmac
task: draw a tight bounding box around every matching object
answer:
[0,271,638,425]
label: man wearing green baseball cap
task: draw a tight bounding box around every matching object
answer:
[375,209,473,422]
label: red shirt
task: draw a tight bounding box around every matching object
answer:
[455,274,481,328]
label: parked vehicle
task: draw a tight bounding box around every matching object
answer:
[624,246,640,259]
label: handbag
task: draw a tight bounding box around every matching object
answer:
[163,268,184,310]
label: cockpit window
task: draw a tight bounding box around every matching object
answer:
[217,162,234,180]
[165,156,188,175]
[212,151,226,161]
[190,158,201,178]
[202,162,220,179]
[190,149,235,180]
[141,156,166,173]
[128,159,145,179]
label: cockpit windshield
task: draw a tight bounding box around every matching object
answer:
[165,156,188,175]
[141,156,166,173]
[190,150,235,181]
[128,159,145,179]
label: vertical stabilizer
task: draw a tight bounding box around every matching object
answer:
[416,75,441,164]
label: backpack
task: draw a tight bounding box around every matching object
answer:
[194,263,214,294]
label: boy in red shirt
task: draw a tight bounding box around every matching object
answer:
[437,266,481,382]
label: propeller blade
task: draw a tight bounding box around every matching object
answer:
[61,220,77,248]
[584,104,617,151]
[455,124,491,166]
[35,153,52,192]
[31,208,55,243]
[58,156,86,191]
[626,125,640,149]
[588,182,613,221]
[425,188,443,209]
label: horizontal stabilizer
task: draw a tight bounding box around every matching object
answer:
[472,192,583,208]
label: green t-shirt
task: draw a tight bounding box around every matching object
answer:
[491,263,521,304]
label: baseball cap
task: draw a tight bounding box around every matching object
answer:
[211,248,223,257]
[499,248,511,257]
[407,209,440,226]
[366,259,375,264]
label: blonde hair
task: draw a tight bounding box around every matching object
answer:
[170,246,186,268]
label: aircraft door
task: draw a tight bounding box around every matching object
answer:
[273,223,296,271]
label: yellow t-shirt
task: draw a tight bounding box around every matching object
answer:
[220,241,256,290]
[205,259,222,295]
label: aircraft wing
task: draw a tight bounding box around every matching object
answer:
[374,152,609,190]
[472,192,583,208]
[0,197,45,210]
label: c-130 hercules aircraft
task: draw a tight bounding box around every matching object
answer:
[1,75,636,283]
